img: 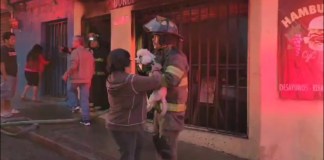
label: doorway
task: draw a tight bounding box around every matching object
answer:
[42,19,68,98]
[82,14,111,51]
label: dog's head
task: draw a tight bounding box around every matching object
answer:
[136,49,156,65]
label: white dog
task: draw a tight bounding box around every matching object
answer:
[136,49,168,119]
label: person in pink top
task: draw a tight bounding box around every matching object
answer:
[21,44,49,101]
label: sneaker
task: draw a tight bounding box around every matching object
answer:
[0,112,13,118]
[80,120,91,126]
[90,107,96,112]
[94,106,101,110]
[72,106,80,113]
[11,109,20,114]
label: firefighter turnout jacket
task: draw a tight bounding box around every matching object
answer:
[155,46,189,113]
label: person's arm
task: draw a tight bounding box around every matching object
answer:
[162,54,188,87]
[39,55,49,65]
[132,72,162,93]
[0,63,7,81]
[132,64,162,93]
[63,50,79,80]
[0,48,8,80]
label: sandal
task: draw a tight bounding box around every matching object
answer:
[0,112,13,118]
[11,109,20,114]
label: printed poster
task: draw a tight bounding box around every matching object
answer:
[278,0,323,100]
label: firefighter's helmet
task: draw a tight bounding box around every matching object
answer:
[143,16,183,39]
[88,32,100,41]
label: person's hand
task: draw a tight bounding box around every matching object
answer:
[151,63,162,71]
[158,87,167,99]
[62,74,68,82]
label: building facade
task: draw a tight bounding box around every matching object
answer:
[1,0,322,159]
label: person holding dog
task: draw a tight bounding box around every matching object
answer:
[143,16,189,160]
[106,48,162,160]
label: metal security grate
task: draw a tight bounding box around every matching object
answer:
[43,19,67,97]
[135,0,248,136]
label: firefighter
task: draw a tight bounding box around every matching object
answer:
[143,16,189,160]
[87,33,110,111]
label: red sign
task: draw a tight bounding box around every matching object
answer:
[108,0,136,9]
[10,18,19,29]
[278,1,323,100]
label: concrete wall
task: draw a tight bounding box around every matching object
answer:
[13,0,77,96]
[258,0,323,160]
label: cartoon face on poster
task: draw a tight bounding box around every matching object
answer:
[278,1,323,100]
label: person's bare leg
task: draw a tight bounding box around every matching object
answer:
[0,100,12,117]
[32,86,39,101]
[21,85,30,99]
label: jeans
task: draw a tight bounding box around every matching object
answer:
[67,83,90,121]
[111,130,144,160]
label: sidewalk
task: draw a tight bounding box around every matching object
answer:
[3,98,246,160]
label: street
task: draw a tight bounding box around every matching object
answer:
[1,133,67,160]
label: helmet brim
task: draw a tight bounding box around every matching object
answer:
[143,16,184,40]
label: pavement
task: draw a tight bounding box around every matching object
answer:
[1,97,246,160]
[1,133,68,160]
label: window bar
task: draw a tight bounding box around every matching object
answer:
[44,25,48,95]
[185,5,195,124]
[57,22,61,97]
[213,0,221,130]
[206,5,211,128]
[52,23,56,97]
[52,23,60,97]
[224,1,230,131]
[62,22,66,97]
[235,0,241,133]
[197,6,203,126]
[63,22,67,96]
[50,24,54,96]
[59,22,64,97]
[188,7,194,124]
[56,22,61,97]
[215,39,220,129]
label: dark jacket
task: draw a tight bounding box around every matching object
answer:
[154,46,189,131]
[155,46,189,112]
[106,71,162,131]
[90,47,109,75]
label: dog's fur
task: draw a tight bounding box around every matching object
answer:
[136,49,168,122]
